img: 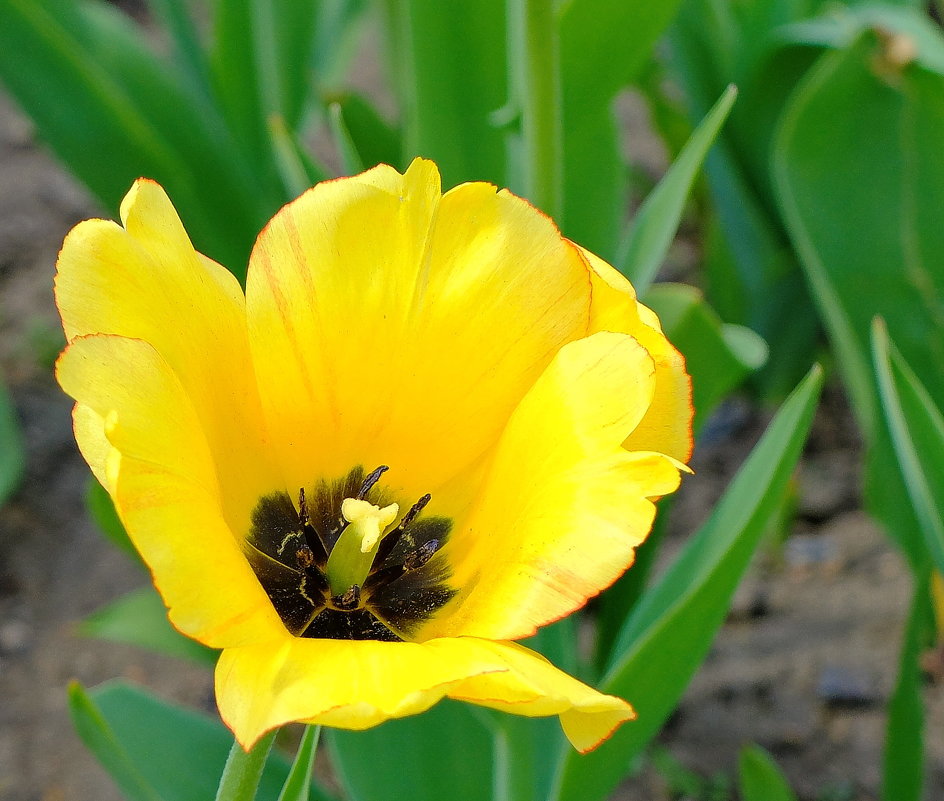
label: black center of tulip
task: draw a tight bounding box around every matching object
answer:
[245,466,456,641]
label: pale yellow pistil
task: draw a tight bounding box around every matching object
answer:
[325,498,400,596]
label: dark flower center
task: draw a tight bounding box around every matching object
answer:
[244,466,456,641]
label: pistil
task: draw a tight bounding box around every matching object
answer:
[324,497,400,596]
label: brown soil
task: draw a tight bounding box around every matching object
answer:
[0,87,940,801]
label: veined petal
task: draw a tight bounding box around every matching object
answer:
[57,335,283,647]
[55,179,278,525]
[245,158,591,502]
[215,636,632,753]
[578,244,694,463]
[424,332,682,641]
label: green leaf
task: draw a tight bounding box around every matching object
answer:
[0,379,23,507]
[328,102,366,176]
[551,366,823,801]
[80,585,218,666]
[390,0,508,188]
[773,29,944,567]
[77,680,337,801]
[0,0,268,274]
[668,0,822,400]
[86,479,140,564]
[558,0,686,255]
[68,682,163,801]
[329,700,493,801]
[619,85,737,292]
[323,92,402,170]
[882,569,933,801]
[277,726,322,801]
[645,283,767,431]
[145,0,212,99]
[738,745,798,801]
[872,320,944,575]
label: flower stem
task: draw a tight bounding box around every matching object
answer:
[214,730,278,801]
[510,0,561,219]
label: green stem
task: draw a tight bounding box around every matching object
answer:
[510,0,562,219]
[215,730,278,801]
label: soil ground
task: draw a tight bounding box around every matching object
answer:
[0,86,940,801]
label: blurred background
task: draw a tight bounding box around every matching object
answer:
[1,1,943,799]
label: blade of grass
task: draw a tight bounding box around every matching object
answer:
[882,568,932,801]
[618,85,737,293]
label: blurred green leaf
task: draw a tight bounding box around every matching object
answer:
[328,102,366,175]
[277,726,322,801]
[645,283,767,431]
[80,585,218,666]
[738,744,798,801]
[68,682,163,801]
[74,680,337,801]
[882,569,932,801]
[0,0,269,274]
[551,366,822,801]
[619,85,737,292]
[390,0,507,188]
[774,29,944,568]
[145,0,212,99]
[329,700,493,801]
[669,0,821,400]
[872,320,944,574]
[559,0,685,255]
[86,479,140,564]
[324,92,402,170]
[0,379,23,506]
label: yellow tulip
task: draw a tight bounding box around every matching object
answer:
[55,159,692,753]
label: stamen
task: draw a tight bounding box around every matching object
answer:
[374,494,431,565]
[332,584,361,610]
[403,539,440,571]
[364,539,444,592]
[357,465,389,499]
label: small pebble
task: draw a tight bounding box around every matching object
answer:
[0,619,30,654]
[816,665,880,709]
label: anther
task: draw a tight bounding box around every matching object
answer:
[403,540,440,571]
[295,545,316,569]
[298,487,310,526]
[374,494,432,565]
[333,584,361,611]
[357,465,389,499]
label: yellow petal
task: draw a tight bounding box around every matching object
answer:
[57,335,283,647]
[245,158,591,502]
[578,243,694,463]
[424,332,682,641]
[55,179,278,525]
[215,635,632,752]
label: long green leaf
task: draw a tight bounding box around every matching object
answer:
[0,379,23,506]
[619,85,737,292]
[68,682,164,801]
[277,726,322,801]
[80,586,218,666]
[738,745,798,801]
[551,366,823,801]
[882,569,932,801]
[774,28,944,567]
[872,320,944,574]
[558,0,686,255]
[390,0,508,188]
[82,680,337,801]
[329,700,493,801]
